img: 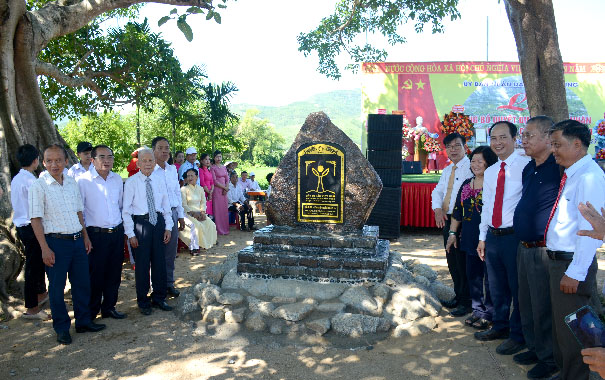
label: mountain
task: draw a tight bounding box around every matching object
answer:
[232,89,362,147]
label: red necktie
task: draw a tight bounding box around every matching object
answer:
[492,162,506,228]
[544,173,568,242]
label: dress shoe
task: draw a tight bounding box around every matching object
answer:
[75,322,106,333]
[151,300,173,311]
[441,299,458,309]
[527,362,558,379]
[101,309,127,319]
[513,350,539,365]
[139,307,152,316]
[56,331,72,345]
[167,287,180,297]
[474,328,509,341]
[546,374,560,380]
[496,339,526,355]
[450,305,472,317]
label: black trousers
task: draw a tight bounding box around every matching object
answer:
[517,244,554,365]
[549,256,598,380]
[16,225,46,309]
[87,225,124,317]
[229,203,254,230]
[132,214,167,308]
[442,217,470,307]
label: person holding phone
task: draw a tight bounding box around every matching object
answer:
[545,120,605,380]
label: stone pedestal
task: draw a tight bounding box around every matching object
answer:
[237,225,389,283]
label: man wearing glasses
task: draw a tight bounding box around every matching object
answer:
[512,116,559,378]
[431,132,473,316]
[77,145,127,320]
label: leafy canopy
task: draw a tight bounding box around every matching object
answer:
[297,0,460,79]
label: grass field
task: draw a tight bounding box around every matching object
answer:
[236,165,276,188]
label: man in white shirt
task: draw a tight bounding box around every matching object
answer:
[237,171,252,193]
[77,145,126,320]
[67,141,93,179]
[178,147,197,181]
[227,172,254,231]
[545,120,605,380]
[476,122,531,356]
[122,148,174,315]
[29,144,105,345]
[248,172,261,191]
[151,137,185,298]
[431,133,473,316]
[11,144,49,320]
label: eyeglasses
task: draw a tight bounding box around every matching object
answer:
[445,143,464,150]
[95,155,114,161]
[521,132,546,140]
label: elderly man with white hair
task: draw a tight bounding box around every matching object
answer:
[122,148,174,315]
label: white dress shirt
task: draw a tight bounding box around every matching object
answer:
[10,169,37,227]
[178,161,196,180]
[479,150,531,241]
[431,156,473,213]
[546,154,605,281]
[152,163,185,219]
[77,167,123,228]
[122,171,174,238]
[67,162,91,179]
[228,182,246,205]
[29,171,84,234]
[249,180,261,191]
[236,178,252,193]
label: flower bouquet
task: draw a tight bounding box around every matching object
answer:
[423,136,442,153]
[402,116,414,141]
[441,111,475,141]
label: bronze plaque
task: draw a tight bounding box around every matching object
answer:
[297,142,345,223]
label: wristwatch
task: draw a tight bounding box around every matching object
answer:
[448,230,457,236]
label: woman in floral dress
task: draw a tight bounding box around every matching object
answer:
[446,146,498,329]
[198,153,214,217]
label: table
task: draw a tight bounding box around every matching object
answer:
[247,191,267,214]
[400,180,438,228]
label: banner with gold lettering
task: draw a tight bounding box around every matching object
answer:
[361,61,605,169]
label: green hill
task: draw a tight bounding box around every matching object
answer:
[232,89,362,147]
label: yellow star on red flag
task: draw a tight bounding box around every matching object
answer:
[415,79,425,90]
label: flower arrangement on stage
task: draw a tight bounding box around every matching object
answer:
[402,144,410,159]
[593,119,605,160]
[441,111,475,140]
[402,117,414,140]
[422,136,442,153]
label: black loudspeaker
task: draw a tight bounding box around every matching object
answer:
[367,114,403,151]
[367,187,402,239]
[366,150,401,168]
[374,169,402,187]
[367,114,403,132]
[402,161,423,174]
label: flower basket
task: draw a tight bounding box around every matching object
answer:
[441,111,475,141]
[593,119,605,160]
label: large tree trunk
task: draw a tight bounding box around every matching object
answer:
[0,0,212,316]
[505,0,568,122]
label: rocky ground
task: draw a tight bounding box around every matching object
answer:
[1,215,604,380]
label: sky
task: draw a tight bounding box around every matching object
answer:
[114,0,605,106]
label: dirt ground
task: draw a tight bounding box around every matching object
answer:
[1,215,604,380]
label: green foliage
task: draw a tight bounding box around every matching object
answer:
[156,0,229,39]
[297,0,461,79]
[60,112,136,170]
[200,82,240,152]
[236,109,285,167]
[231,90,362,146]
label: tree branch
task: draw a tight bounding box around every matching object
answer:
[70,49,93,76]
[29,0,214,53]
[35,60,131,104]
[333,0,362,34]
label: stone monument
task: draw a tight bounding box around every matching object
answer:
[237,112,390,282]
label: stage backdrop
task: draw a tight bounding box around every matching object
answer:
[361,61,605,169]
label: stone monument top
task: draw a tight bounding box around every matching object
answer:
[266,112,383,231]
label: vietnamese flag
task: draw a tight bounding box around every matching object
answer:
[398,74,448,169]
